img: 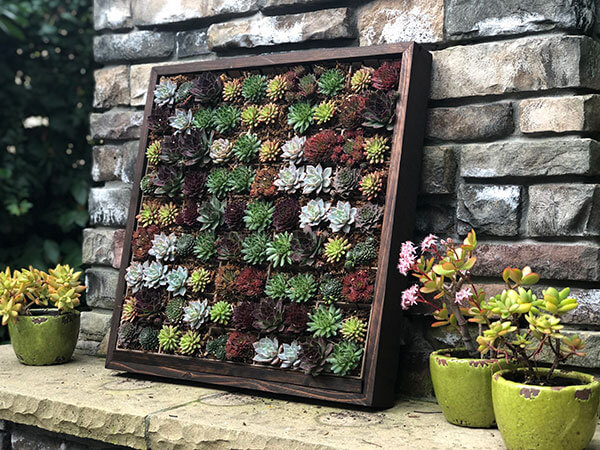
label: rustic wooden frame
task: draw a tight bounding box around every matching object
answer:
[105,43,431,407]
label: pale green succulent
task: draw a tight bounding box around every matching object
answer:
[243,200,274,232]
[233,133,261,162]
[266,74,289,101]
[302,164,332,195]
[307,305,343,338]
[313,99,335,125]
[188,268,211,293]
[364,135,389,164]
[278,340,301,369]
[179,330,202,355]
[274,164,304,194]
[287,101,314,134]
[193,232,217,261]
[341,316,367,343]
[148,232,177,262]
[142,261,169,289]
[265,273,289,300]
[146,141,162,165]
[158,325,181,352]
[209,138,233,164]
[327,201,357,233]
[169,109,193,135]
[253,336,280,364]
[317,69,345,97]
[183,299,211,330]
[125,261,144,293]
[350,67,372,93]
[166,266,188,296]
[241,231,269,265]
[266,232,294,268]
[210,300,232,325]
[299,198,331,229]
[323,236,351,263]
[327,341,363,376]
[154,79,177,106]
[230,166,255,194]
[280,136,306,164]
[241,105,261,129]
[286,273,317,303]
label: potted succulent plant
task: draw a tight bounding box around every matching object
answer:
[398,230,518,428]
[476,269,599,450]
[0,264,85,365]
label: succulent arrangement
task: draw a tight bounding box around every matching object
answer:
[121,59,401,379]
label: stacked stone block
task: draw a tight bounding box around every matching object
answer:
[86,0,600,393]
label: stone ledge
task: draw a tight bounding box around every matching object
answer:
[3,345,594,449]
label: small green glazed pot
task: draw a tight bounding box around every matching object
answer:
[430,348,512,428]
[8,309,80,366]
[492,368,600,450]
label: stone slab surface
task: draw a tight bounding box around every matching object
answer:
[2,346,595,449]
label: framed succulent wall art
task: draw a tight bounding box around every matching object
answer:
[106,43,431,407]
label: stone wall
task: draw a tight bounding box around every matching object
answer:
[85,0,600,394]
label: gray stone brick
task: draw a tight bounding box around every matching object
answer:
[357,0,444,45]
[262,0,333,9]
[208,8,357,50]
[540,329,600,369]
[528,184,600,237]
[88,184,132,227]
[79,310,113,342]
[92,142,138,183]
[445,0,594,39]
[519,95,600,134]
[85,267,120,309]
[460,139,600,179]
[82,228,122,267]
[457,184,521,236]
[93,31,175,63]
[93,65,129,109]
[420,146,457,194]
[426,103,514,142]
[563,289,600,326]
[415,201,455,236]
[431,36,600,100]
[90,109,144,141]
[93,0,132,31]
[177,30,210,58]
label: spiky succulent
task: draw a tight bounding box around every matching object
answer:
[179,330,202,355]
[345,237,377,269]
[148,232,177,262]
[280,136,306,164]
[197,197,225,231]
[118,322,137,347]
[233,301,257,331]
[139,327,159,351]
[153,165,184,198]
[273,197,300,232]
[241,231,269,265]
[313,100,335,125]
[217,232,242,261]
[154,79,177,106]
[265,273,288,300]
[259,103,279,126]
[149,106,171,134]
[125,261,144,293]
[175,80,193,103]
[165,297,186,322]
[210,300,233,325]
[241,105,261,129]
[253,298,284,332]
[342,269,374,303]
[304,130,343,163]
[222,78,242,102]
[298,73,317,97]
[299,337,333,375]
[266,74,289,101]
[372,61,402,90]
[121,296,137,322]
[158,325,181,352]
[287,101,314,133]
[283,303,309,334]
[206,334,228,360]
[323,236,351,263]
[140,174,156,195]
[190,72,222,103]
[181,201,199,226]
[253,336,280,364]
[146,141,162,165]
[318,68,345,96]
[192,108,215,130]
[158,202,179,227]
[251,167,278,198]
[341,317,367,343]
[266,232,294,268]
[302,164,332,195]
[236,267,266,297]
[243,200,274,232]
[209,138,232,165]
[230,166,255,194]
[327,341,363,376]
[169,109,194,135]
[319,276,343,303]
[134,288,163,315]
[351,67,373,93]
[359,171,384,200]
[242,74,267,102]
[207,167,232,198]
[182,170,207,197]
[233,133,261,162]
[355,203,383,230]
[327,201,357,233]
[193,231,217,261]
[339,95,367,130]
[224,200,246,230]
[333,167,360,199]
[188,268,211,293]
[132,225,159,260]
[258,140,280,162]
[226,331,255,361]
[166,266,188,296]
[307,305,342,338]
[183,299,211,329]
[175,234,195,258]
[299,198,330,229]
[286,273,317,303]
[362,90,397,131]
[364,135,389,164]
[141,262,168,290]
[215,264,239,295]
[213,104,241,134]
[278,340,301,369]
[274,164,304,194]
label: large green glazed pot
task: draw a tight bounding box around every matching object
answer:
[492,368,600,450]
[430,348,512,428]
[8,309,80,366]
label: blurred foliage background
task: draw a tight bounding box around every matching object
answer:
[0,0,94,342]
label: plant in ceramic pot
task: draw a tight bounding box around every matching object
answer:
[0,264,85,365]
[398,230,518,428]
[476,268,599,450]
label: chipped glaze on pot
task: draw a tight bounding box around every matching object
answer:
[8,309,80,366]
[492,368,600,450]
[429,348,513,428]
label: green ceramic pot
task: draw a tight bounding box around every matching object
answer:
[430,348,512,428]
[492,368,600,450]
[8,309,80,366]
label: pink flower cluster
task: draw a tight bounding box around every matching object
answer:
[401,285,420,310]
[397,241,417,275]
[420,233,438,253]
[454,286,472,305]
